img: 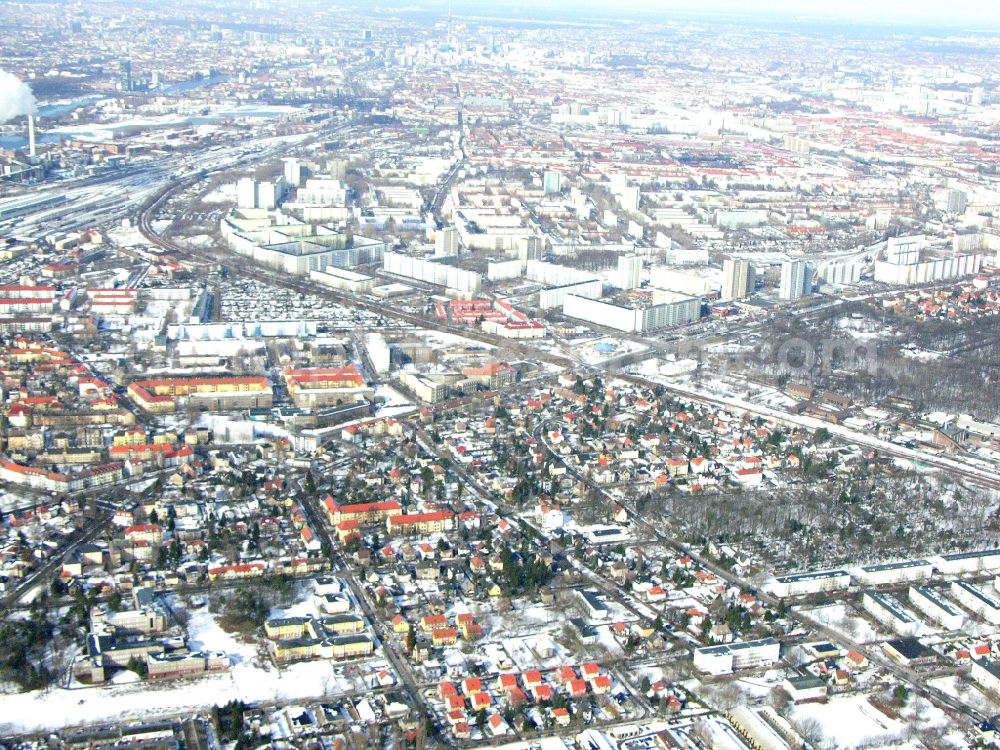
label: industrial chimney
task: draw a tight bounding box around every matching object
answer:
[27,114,35,157]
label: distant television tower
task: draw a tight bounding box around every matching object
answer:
[447,0,452,48]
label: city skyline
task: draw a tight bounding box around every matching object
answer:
[2,0,1000,747]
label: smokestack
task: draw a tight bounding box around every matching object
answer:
[27,114,35,157]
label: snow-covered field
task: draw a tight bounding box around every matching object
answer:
[422,330,495,351]
[184,607,256,662]
[836,317,883,340]
[375,385,417,419]
[178,234,218,249]
[900,347,944,361]
[789,695,910,749]
[0,655,369,735]
[928,675,1000,716]
[0,605,380,735]
[202,183,237,204]
[798,603,892,644]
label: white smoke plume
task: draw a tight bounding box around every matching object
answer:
[0,70,37,123]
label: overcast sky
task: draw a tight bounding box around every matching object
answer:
[430,0,1000,27]
[619,0,1000,22]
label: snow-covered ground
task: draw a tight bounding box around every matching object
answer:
[836,317,883,340]
[178,234,218,249]
[202,183,237,204]
[788,695,912,749]
[798,603,892,644]
[0,653,369,735]
[734,671,783,700]
[928,675,1000,716]
[0,604,382,735]
[375,385,418,419]
[900,347,945,361]
[421,330,496,351]
[184,606,256,662]
[494,737,573,750]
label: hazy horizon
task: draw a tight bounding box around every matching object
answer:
[369,0,1000,30]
